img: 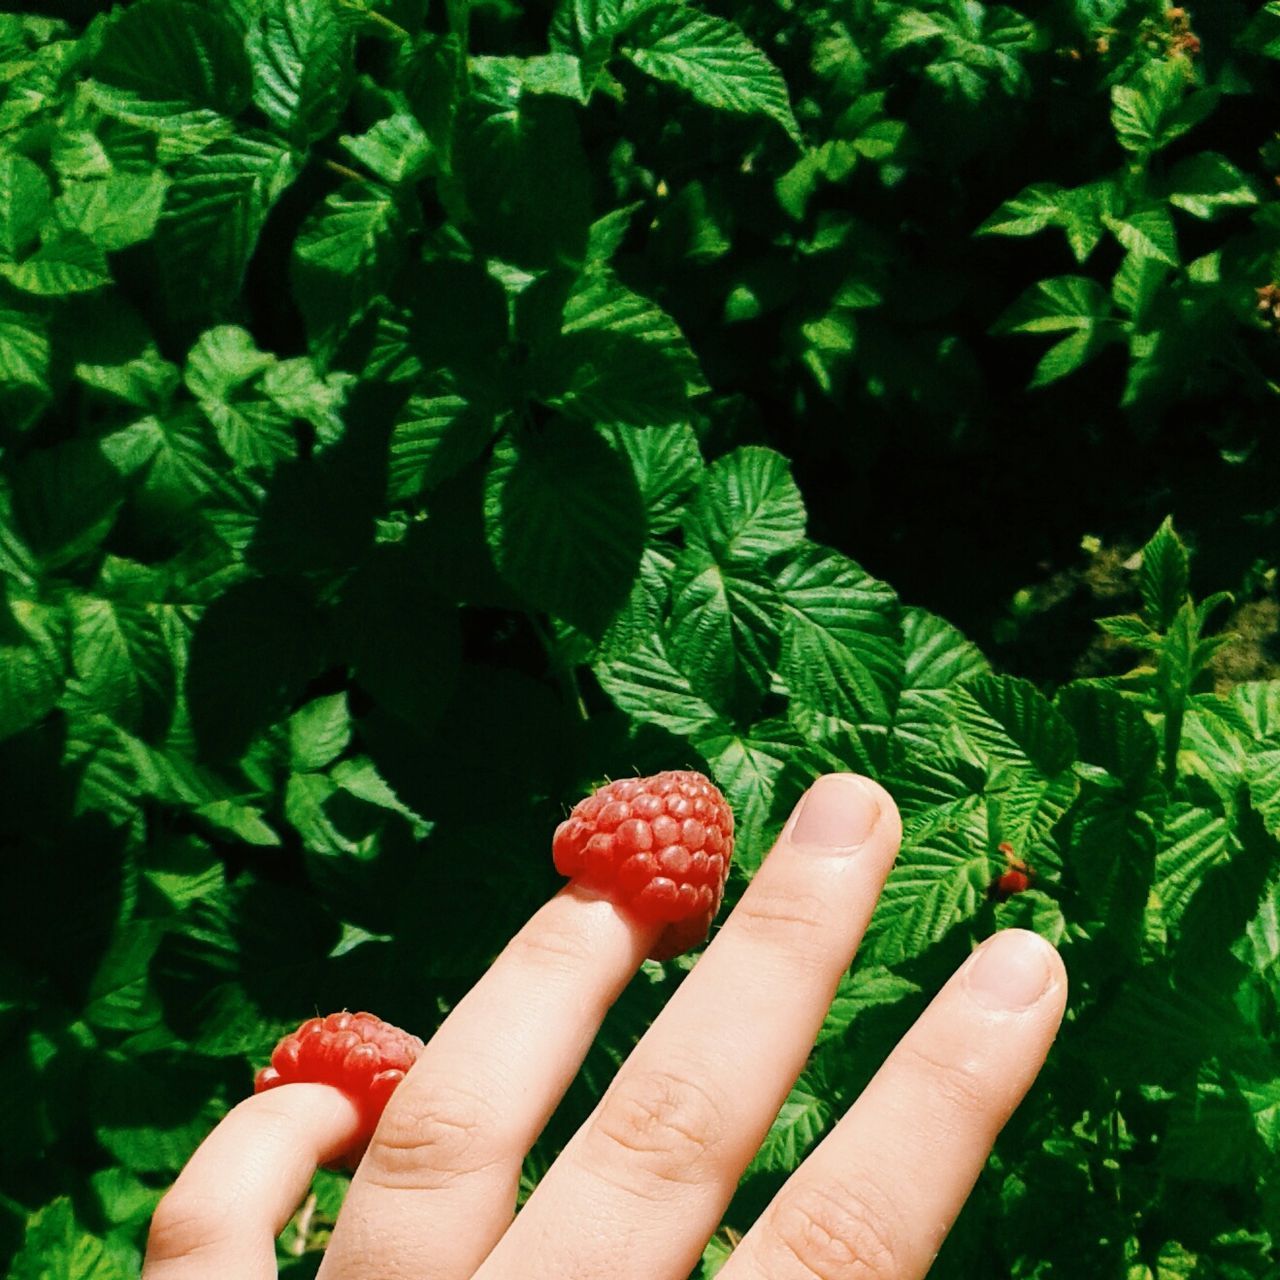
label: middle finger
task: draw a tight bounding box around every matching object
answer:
[474,772,899,1280]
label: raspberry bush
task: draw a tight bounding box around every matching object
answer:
[2,2,1279,1278]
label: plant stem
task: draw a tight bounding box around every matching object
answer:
[531,614,589,721]
[323,159,366,184]
[337,1,409,38]
[289,1194,317,1257]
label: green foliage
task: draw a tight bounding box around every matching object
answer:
[0,2,1278,1278]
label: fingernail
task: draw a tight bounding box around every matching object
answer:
[787,774,881,851]
[966,931,1054,1011]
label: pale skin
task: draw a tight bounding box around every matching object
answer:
[142,772,1068,1280]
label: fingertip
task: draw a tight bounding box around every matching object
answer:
[143,1083,365,1276]
[238,1083,365,1169]
[965,929,1067,1017]
[782,772,901,855]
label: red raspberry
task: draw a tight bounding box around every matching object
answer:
[993,868,1031,900]
[254,1011,424,1166]
[553,770,735,960]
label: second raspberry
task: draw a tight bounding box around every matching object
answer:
[553,770,734,925]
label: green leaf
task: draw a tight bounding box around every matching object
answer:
[1055,182,1116,262]
[561,269,697,359]
[977,182,1066,238]
[954,674,1077,778]
[289,692,351,771]
[388,388,494,501]
[0,229,110,297]
[90,1168,162,1235]
[668,547,779,714]
[870,812,992,965]
[612,423,702,534]
[0,151,50,257]
[622,8,800,140]
[583,203,641,269]
[53,172,168,252]
[1246,748,1280,841]
[331,756,429,834]
[450,58,593,268]
[63,711,144,826]
[550,0,662,58]
[1225,682,1280,745]
[989,767,1077,853]
[701,1232,736,1280]
[992,276,1118,387]
[992,276,1115,337]
[798,305,858,394]
[286,770,359,854]
[695,717,797,860]
[142,836,225,912]
[10,436,131,568]
[1154,803,1232,934]
[595,632,723,736]
[1167,152,1258,220]
[248,0,354,146]
[1244,2,1280,58]
[157,131,299,319]
[1114,255,1172,331]
[84,921,164,1032]
[597,544,672,661]
[67,594,173,729]
[6,1197,134,1280]
[94,1051,229,1172]
[1056,683,1159,782]
[301,172,395,273]
[76,339,180,411]
[1163,1061,1262,1185]
[901,609,989,691]
[485,421,645,637]
[776,545,902,726]
[292,181,404,351]
[550,270,705,428]
[1139,516,1189,631]
[1096,613,1156,646]
[1111,59,1217,157]
[184,326,294,468]
[883,2,1035,101]
[0,597,65,742]
[892,753,986,840]
[90,0,252,130]
[894,608,990,753]
[340,545,460,734]
[0,307,50,429]
[512,52,592,103]
[818,964,922,1046]
[341,112,433,185]
[261,356,351,446]
[746,1074,830,1174]
[684,446,806,566]
[131,406,228,511]
[1104,206,1178,267]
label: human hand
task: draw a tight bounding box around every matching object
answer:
[142,772,1067,1280]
